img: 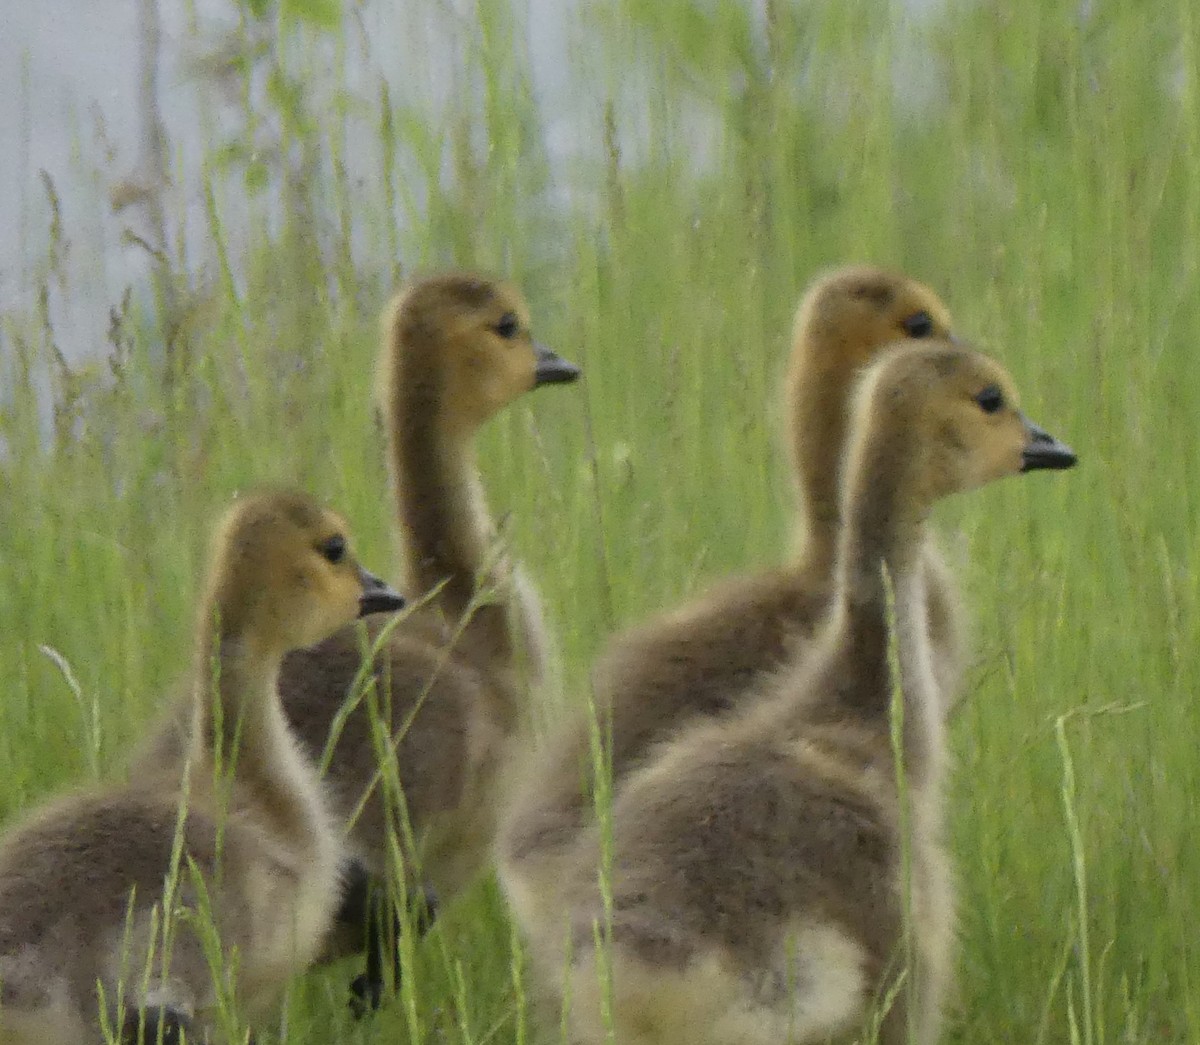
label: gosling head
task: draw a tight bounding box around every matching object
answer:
[850,340,1077,507]
[204,489,406,654]
[786,265,956,539]
[790,265,955,376]
[384,273,581,431]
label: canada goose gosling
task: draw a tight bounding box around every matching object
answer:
[0,490,404,1043]
[556,342,1075,1045]
[181,493,407,1010]
[274,275,578,1011]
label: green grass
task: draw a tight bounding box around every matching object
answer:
[2,0,1199,1040]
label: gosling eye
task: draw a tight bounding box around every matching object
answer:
[495,312,520,339]
[975,384,1005,414]
[319,534,347,564]
[901,311,935,338]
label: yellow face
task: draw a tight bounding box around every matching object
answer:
[209,491,402,653]
[273,507,368,649]
[387,275,580,430]
[792,265,956,379]
[866,344,1077,500]
[923,355,1032,494]
[447,284,545,423]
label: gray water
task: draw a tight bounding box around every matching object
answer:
[1,0,944,365]
[1,0,586,364]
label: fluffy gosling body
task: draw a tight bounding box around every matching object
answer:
[549,342,1076,1045]
[0,490,404,1044]
[499,265,964,947]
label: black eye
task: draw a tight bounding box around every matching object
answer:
[320,534,346,564]
[495,312,519,339]
[902,311,935,338]
[975,385,1005,414]
[902,309,936,338]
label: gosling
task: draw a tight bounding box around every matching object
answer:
[0,490,404,1043]
[549,341,1075,1045]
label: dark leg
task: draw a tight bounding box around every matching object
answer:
[335,859,375,930]
[341,860,439,1016]
[120,1006,191,1044]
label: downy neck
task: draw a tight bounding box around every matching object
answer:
[387,348,523,677]
[189,622,325,851]
[788,418,945,783]
[788,355,854,580]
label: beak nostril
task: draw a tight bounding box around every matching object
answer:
[356,567,406,616]
[533,342,582,387]
[1019,415,1077,473]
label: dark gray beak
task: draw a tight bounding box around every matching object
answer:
[357,566,406,617]
[534,341,582,386]
[1020,415,1077,472]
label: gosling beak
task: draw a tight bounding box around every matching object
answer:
[357,566,406,616]
[533,341,582,387]
[1020,415,1077,472]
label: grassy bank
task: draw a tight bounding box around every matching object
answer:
[1,0,1198,1040]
